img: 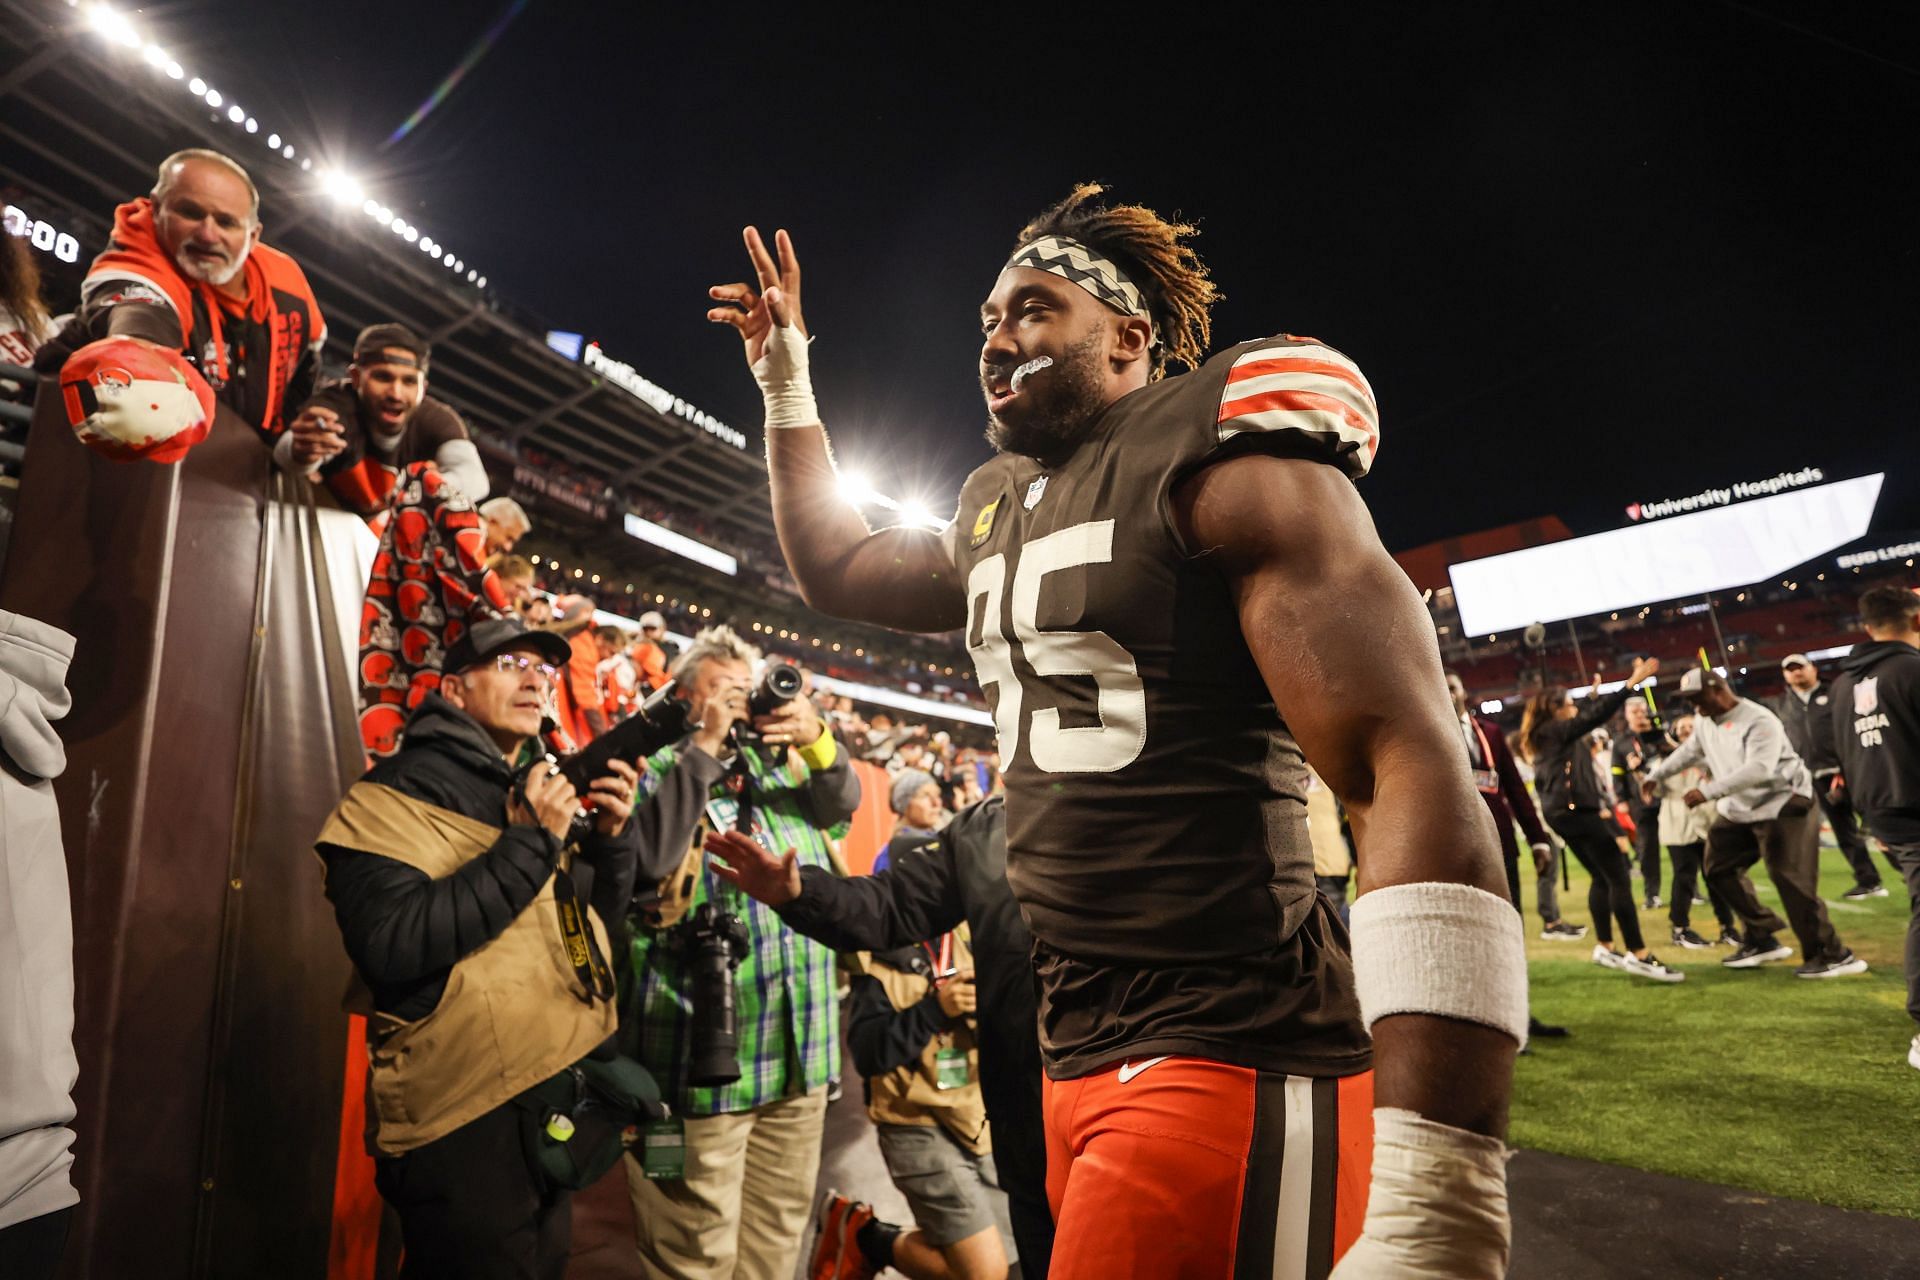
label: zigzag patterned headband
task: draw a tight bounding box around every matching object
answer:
[1005,235,1156,343]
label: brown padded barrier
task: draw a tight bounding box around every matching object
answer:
[1,388,364,1278]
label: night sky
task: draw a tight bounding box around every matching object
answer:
[181,2,1918,550]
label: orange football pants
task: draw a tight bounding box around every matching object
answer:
[1043,1056,1372,1280]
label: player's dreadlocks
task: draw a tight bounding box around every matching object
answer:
[1015,183,1218,380]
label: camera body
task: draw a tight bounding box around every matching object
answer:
[519,680,697,844]
[670,902,752,1086]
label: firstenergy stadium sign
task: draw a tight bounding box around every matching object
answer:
[1625,467,1824,522]
[582,342,748,450]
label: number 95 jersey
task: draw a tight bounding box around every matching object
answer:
[951,334,1376,1080]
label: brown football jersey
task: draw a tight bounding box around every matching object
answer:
[950,334,1380,1080]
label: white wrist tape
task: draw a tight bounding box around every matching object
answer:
[1348,881,1528,1046]
[1329,1108,1510,1279]
[752,322,820,430]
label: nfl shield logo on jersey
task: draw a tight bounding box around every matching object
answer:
[1854,677,1879,715]
[1024,476,1048,510]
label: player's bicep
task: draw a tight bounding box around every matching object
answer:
[827,528,967,632]
[1177,455,1499,888]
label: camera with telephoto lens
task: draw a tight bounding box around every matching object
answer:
[671,902,752,1085]
[747,661,804,719]
[520,680,696,844]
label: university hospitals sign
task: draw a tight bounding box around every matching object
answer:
[1625,467,1824,522]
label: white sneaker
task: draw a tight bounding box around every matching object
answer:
[1909,1036,1920,1072]
[1623,952,1687,983]
[1591,944,1626,970]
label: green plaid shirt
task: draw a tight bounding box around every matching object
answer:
[624,741,844,1115]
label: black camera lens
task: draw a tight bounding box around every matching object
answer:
[677,903,752,1086]
[746,661,804,720]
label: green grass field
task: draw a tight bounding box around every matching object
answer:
[1511,843,1919,1219]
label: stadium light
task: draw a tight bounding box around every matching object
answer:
[140,42,165,67]
[226,104,243,123]
[165,60,183,79]
[268,133,282,149]
[189,76,205,95]
[205,88,222,107]
[319,170,365,206]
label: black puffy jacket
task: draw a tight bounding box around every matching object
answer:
[319,694,648,1021]
[1529,686,1632,818]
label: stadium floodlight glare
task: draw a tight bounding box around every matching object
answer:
[837,470,875,505]
[282,144,295,159]
[1448,472,1885,637]
[165,60,182,79]
[897,499,933,528]
[189,76,206,95]
[268,133,282,149]
[319,170,365,207]
[300,158,312,171]
[623,514,739,577]
[244,117,258,133]
[204,88,222,107]
[141,42,165,66]
[226,104,244,123]
[88,4,138,47]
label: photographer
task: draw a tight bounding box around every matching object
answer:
[621,626,860,1279]
[316,617,662,1278]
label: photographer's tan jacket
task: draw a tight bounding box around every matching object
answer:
[318,781,618,1155]
[862,930,989,1156]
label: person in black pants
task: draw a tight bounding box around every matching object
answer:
[1778,652,1891,898]
[707,797,1053,1280]
[1519,660,1685,983]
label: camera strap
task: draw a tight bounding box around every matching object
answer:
[553,864,617,1005]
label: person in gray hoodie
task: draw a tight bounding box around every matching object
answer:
[0,612,78,1278]
[1643,667,1864,978]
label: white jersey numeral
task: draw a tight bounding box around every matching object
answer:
[966,520,1147,775]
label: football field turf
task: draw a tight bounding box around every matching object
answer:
[1511,844,1919,1220]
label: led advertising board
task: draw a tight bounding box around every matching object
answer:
[1448,472,1884,636]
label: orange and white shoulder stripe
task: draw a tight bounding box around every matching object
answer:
[1216,338,1379,477]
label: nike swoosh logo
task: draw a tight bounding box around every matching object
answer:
[1116,1056,1171,1084]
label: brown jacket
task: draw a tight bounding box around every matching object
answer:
[853,929,989,1155]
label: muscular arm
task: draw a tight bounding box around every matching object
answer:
[765,427,966,631]
[1175,453,1515,1138]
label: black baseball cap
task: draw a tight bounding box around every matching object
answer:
[442,615,571,676]
[352,322,431,369]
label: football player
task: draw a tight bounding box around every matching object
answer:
[707,188,1523,1278]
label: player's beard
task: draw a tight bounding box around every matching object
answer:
[983,325,1109,463]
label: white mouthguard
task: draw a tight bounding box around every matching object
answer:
[1010,356,1053,392]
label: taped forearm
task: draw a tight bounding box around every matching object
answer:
[1330,1108,1510,1278]
[754,323,819,429]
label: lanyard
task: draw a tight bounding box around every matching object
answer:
[554,862,617,1005]
[922,932,954,977]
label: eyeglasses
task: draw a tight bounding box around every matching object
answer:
[491,652,559,684]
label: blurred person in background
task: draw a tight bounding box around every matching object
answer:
[875,769,946,873]
[1521,661,1686,982]
[549,596,600,746]
[1778,652,1888,899]
[521,596,553,628]
[0,228,52,369]
[818,922,1013,1280]
[1657,712,1740,948]
[280,323,488,516]
[1448,672,1583,944]
[480,496,531,556]
[491,556,536,610]
[594,626,639,724]
[1612,696,1668,911]
[632,611,674,692]
[1828,586,1920,1071]
[1645,668,1863,978]
[39,149,324,448]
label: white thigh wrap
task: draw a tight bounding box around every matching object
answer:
[752,322,820,430]
[1347,881,1528,1046]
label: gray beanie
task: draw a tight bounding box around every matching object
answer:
[889,769,936,815]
